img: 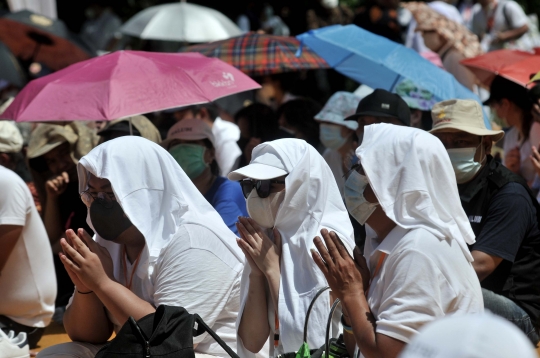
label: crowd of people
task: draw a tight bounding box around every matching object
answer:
[2,0,540,358]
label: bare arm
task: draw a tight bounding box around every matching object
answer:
[64,291,113,344]
[43,173,70,251]
[471,250,503,281]
[497,24,529,43]
[238,272,271,353]
[0,225,23,272]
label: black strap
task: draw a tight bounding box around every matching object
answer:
[193,314,240,358]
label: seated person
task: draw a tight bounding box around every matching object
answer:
[97,115,162,144]
[312,123,484,358]
[162,118,247,235]
[27,123,96,309]
[431,99,540,344]
[0,145,56,349]
[39,136,244,357]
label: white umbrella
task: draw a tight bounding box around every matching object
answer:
[120,1,242,43]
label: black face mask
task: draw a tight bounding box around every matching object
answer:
[89,199,133,241]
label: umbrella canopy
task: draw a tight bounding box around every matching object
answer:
[120,2,242,43]
[402,2,482,59]
[460,49,540,87]
[1,51,261,122]
[0,10,93,71]
[187,33,329,77]
[0,41,26,88]
[297,24,490,127]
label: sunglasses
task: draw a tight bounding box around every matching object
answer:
[240,179,286,199]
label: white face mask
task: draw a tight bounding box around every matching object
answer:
[320,123,348,150]
[447,142,485,184]
[246,189,286,229]
[344,171,379,225]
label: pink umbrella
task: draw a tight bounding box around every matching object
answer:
[1,51,261,122]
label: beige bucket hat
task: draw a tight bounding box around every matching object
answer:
[429,99,504,142]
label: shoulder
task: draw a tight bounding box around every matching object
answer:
[212,177,243,198]
[492,182,533,207]
[0,168,29,199]
[503,1,526,13]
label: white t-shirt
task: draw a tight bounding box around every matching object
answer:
[362,226,483,352]
[503,123,540,183]
[0,166,56,327]
[212,117,242,176]
[85,224,241,357]
[470,1,528,51]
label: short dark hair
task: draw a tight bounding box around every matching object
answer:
[201,138,220,176]
[235,103,278,141]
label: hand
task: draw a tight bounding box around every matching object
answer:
[59,229,113,292]
[236,217,281,278]
[530,146,540,177]
[311,229,366,300]
[505,147,521,174]
[45,172,69,198]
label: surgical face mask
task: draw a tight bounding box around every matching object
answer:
[246,189,286,229]
[89,199,133,241]
[344,171,379,225]
[447,143,485,184]
[169,144,208,179]
[320,123,348,150]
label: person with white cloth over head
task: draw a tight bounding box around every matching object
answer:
[311,124,484,358]
[228,138,355,358]
[39,136,244,358]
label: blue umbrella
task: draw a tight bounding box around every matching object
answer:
[297,24,491,128]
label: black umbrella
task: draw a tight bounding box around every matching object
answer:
[0,10,95,71]
[0,41,26,88]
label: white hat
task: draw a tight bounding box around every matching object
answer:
[314,91,360,131]
[0,120,23,153]
[161,118,216,149]
[228,151,288,181]
[398,313,538,358]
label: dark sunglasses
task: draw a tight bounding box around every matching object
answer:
[240,179,286,199]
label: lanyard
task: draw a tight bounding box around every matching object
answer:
[274,312,280,350]
[122,245,142,291]
[486,1,499,33]
[366,252,387,297]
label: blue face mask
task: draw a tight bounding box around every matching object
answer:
[344,171,379,225]
[447,144,485,184]
[320,123,348,150]
[169,144,208,179]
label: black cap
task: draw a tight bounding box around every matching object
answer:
[98,121,141,137]
[484,75,529,106]
[344,89,411,126]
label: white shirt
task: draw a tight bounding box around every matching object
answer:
[212,117,242,176]
[0,166,56,327]
[363,226,483,349]
[503,123,540,183]
[470,0,528,51]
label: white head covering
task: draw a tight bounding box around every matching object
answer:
[77,136,243,286]
[398,313,537,358]
[357,123,475,262]
[234,139,355,356]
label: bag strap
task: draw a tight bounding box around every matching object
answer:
[193,314,240,358]
[303,286,331,342]
[325,299,341,358]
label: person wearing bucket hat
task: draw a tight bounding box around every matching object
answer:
[345,89,410,140]
[315,91,360,195]
[431,99,540,344]
[162,118,247,236]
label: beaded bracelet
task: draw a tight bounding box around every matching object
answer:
[341,315,353,333]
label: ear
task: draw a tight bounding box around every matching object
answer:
[483,136,493,155]
[0,153,10,168]
[204,147,215,164]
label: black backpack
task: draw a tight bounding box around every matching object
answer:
[95,305,239,358]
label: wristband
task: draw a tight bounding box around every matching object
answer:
[341,314,353,333]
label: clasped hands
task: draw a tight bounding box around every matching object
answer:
[59,229,114,293]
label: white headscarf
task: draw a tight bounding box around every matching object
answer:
[357,124,475,262]
[237,139,355,357]
[77,136,243,289]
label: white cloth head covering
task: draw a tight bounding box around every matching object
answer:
[357,123,475,262]
[398,313,537,358]
[77,136,243,285]
[236,138,355,357]
[0,120,23,153]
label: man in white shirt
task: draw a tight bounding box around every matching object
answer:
[0,121,56,348]
[470,0,529,51]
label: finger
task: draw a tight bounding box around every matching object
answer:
[353,246,368,270]
[60,237,85,264]
[236,221,258,248]
[236,238,256,257]
[62,171,70,184]
[313,235,334,270]
[329,231,350,259]
[78,228,97,251]
[321,228,342,262]
[311,248,329,275]
[68,231,92,258]
[239,217,260,237]
[59,252,81,272]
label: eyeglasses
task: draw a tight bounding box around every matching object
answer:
[240,179,286,199]
[80,191,116,208]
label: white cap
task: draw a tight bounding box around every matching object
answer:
[161,118,215,149]
[0,120,23,153]
[398,313,537,358]
[228,151,288,181]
